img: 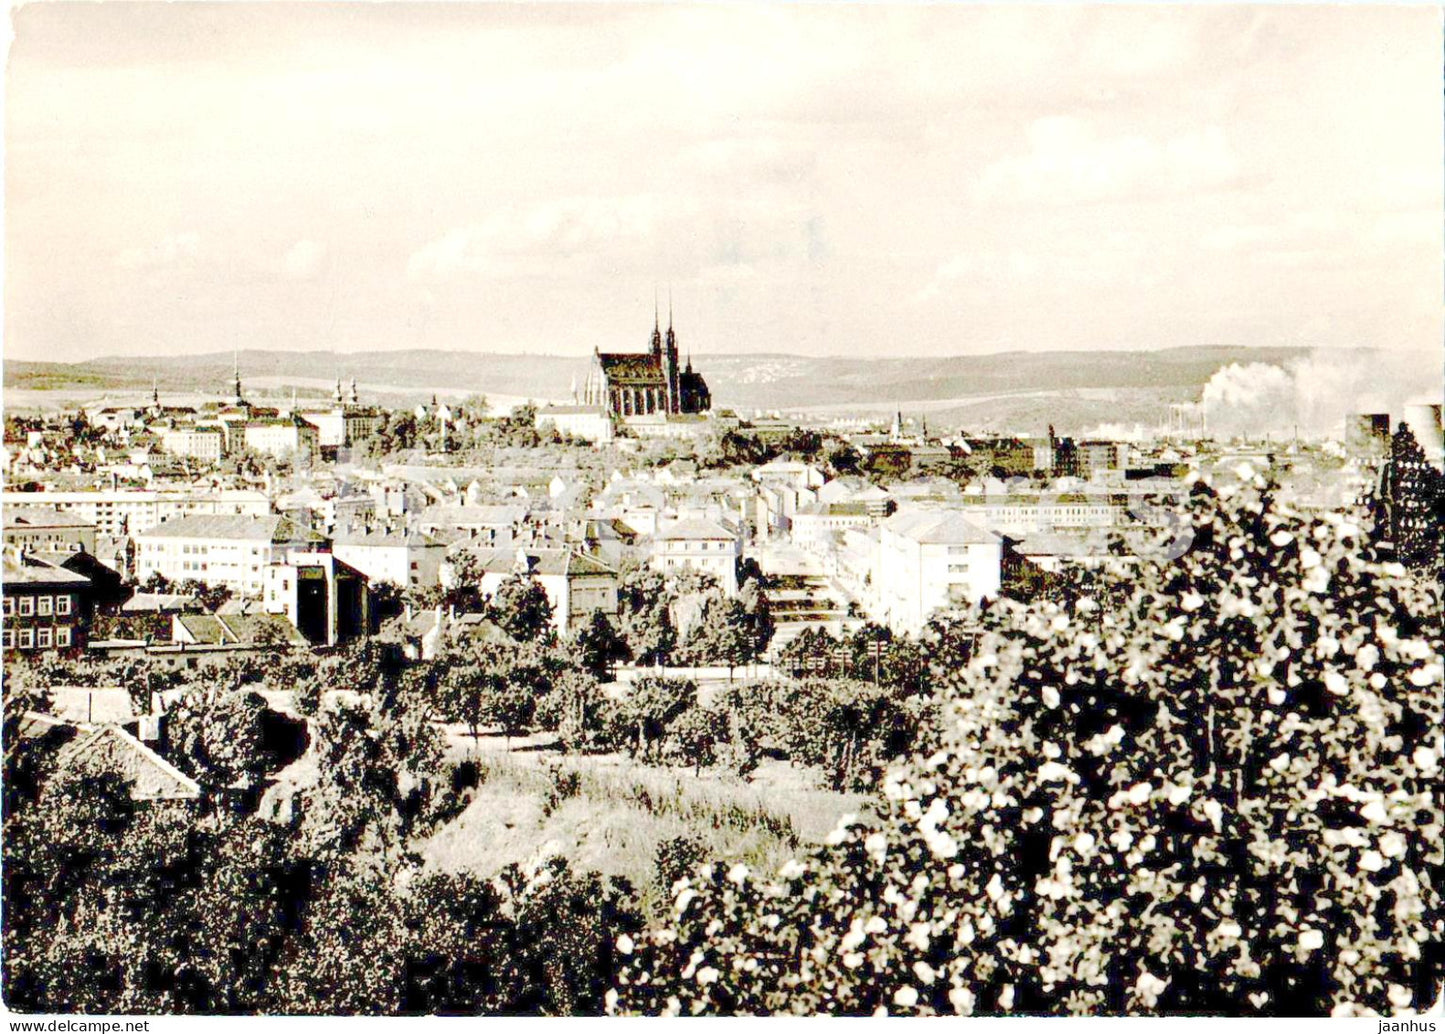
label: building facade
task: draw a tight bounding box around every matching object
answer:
[0,489,270,536]
[651,517,743,594]
[333,530,448,589]
[873,510,1002,633]
[3,508,98,555]
[468,546,619,637]
[136,514,328,595]
[581,312,711,419]
[3,554,94,654]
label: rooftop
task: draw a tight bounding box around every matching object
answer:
[136,513,325,544]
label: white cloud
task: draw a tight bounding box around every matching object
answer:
[115,231,200,270]
[280,239,327,279]
[976,118,1241,206]
[406,196,664,280]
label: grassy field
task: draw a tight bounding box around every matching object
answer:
[420,734,867,915]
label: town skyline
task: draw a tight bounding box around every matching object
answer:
[6,4,1442,364]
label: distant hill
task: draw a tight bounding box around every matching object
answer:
[3,344,1333,433]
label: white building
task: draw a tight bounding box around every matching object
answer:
[263,552,369,647]
[461,546,619,637]
[0,489,270,537]
[243,416,319,459]
[136,514,328,596]
[415,503,528,548]
[873,509,1002,633]
[333,529,447,589]
[651,516,743,594]
[161,425,227,462]
[534,405,615,445]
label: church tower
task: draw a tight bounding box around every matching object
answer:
[664,296,680,415]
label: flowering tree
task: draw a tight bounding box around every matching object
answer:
[611,476,1442,1017]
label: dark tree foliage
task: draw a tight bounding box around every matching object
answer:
[573,610,630,681]
[489,572,556,644]
[1382,422,1445,572]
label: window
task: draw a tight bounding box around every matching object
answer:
[2,598,11,616]
[1,629,12,649]
[18,628,34,650]
[56,627,72,648]
[36,628,52,649]
[18,597,34,616]
[37,595,53,616]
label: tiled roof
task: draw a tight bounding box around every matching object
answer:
[56,725,201,801]
[471,546,615,578]
[658,517,737,541]
[3,506,97,530]
[884,509,995,545]
[136,513,324,544]
[2,556,93,587]
[334,529,445,549]
[46,687,136,725]
[597,353,666,385]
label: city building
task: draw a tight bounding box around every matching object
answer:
[136,514,328,595]
[416,503,529,547]
[333,529,448,589]
[873,509,1002,632]
[262,553,370,647]
[3,507,97,555]
[298,379,385,451]
[3,553,95,654]
[160,425,227,462]
[534,405,615,445]
[467,545,619,637]
[0,488,270,536]
[580,309,711,419]
[651,516,743,594]
[242,415,319,459]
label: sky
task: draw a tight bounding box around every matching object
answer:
[4,3,1442,364]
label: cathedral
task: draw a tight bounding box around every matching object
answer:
[581,308,711,418]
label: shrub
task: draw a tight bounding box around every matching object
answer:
[612,477,1444,1017]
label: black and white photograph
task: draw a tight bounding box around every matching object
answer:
[2,1,1441,1023]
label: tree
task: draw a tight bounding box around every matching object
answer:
[1381,422,1444,572]
[678,592,750,677]
[612,677,696,763]
[442,549,487,614]
[738,578,776,667]
[168,689,272,790]
[617,568,677,667]
[664,706,729,775]
[573,611,630,681]
[175,578,232,613]
[534,669,616,753]
[490,572,555,643]
[614,477,1444,1017]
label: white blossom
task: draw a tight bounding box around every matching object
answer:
[1298,929,1324,951]
[616,934,634,955]
[949,986,976,1015]
[893,986,918,1008]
